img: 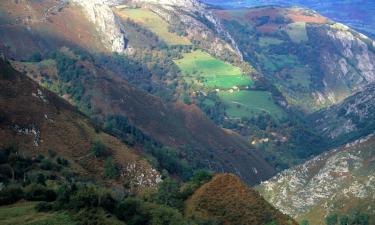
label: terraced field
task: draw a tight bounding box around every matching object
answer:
[218,90,286,119]
[115,7,191,45]
[174,50,253,89]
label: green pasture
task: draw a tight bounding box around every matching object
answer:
[0,202,74,225]
[218,90,285,119]
[117,7,191,45]
[286,22,308,43]
[258,37,284,47]
[174,50,253,89]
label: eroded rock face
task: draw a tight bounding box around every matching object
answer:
[131,0,203,9]
[311,82,375,143]
[257,134,375,221]
[70,0,127,52]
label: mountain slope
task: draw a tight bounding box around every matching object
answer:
[214,6,375,111]
[0,56,160,189]
[257,134,375,224]
[12,48,275,185]
[0,0,277,185]
[186,173,297,225]
[0,0,125,59]
[310,83,375,146]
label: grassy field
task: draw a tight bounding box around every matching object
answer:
[0,202,74,225]
[286,22,308,43]
[287,66,311,88]
[174,50,253,89]
[258,37,284,47]
[218,90,285,118]
[116,7,191,45]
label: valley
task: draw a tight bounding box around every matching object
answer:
[0,0,374,224]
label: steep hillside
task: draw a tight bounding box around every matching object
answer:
[12,48,275,184]
[310,82,375,146]
[0,0,274,183]
[257,134,375,225]
[186,174,297,225]
[0,56,160,189]
[203,0,375,39]
[0,0,125,59]
[214,6,375,111]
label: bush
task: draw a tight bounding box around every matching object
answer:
[150,206,187,225]
[40,159,61,171]
[24,183,56,202]
[191,170,212,186]
[0,186,24,205]
[99,193,117,213]
[35,202,54,212]
[156,178,184,209]
[70,185,99,209]
[115,198,150,224]
[104,157,119,179]
[56,157,69,166]
[91,140,107,158]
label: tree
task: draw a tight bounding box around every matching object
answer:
[104,157,119,179]
[339,216,348,225]
[191,169,212,186]
[91,140,106,158]
[156,178,183,209]
[300,220,309,225]
[326,213,338,225]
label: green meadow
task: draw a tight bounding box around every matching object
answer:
[286,22,308,43]
[258,37,284,47]
[174,50,253,89]
[218,90,285,119]
[0,202,74,225]
[116,7,191,45]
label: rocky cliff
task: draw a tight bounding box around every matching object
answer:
[257,134,375,224]
[310,82,375,145]
[70,0,127,52]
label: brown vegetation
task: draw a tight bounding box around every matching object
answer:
[186,174,297,225]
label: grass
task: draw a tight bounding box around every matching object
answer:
[262,54,298,73]
[287,66,311,88]
[286,22,308,43]
[116,7,191,46]
[0,202,74,225]
[258,37,284,47]
[174,50,253,89]
[217,90,285,119]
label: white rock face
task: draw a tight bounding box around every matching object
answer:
[258,134,375,219]
[131,0,203,9]
[326,25,375,84]
[70,0,126,53]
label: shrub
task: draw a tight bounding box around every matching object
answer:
[70,185,99,209]
[0,185,23,205]
[104,157,119,179]
[191,170,212,186]
[48,149,57,158]
[40,159,61,171]
[24,183,56,202]
[56,157,69,166]
[150,206,187,225]
[156,178,184,209]
[99,193,117,213]
[115,198,150,224]
[91,140,107,158]
[35,202,54,212]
